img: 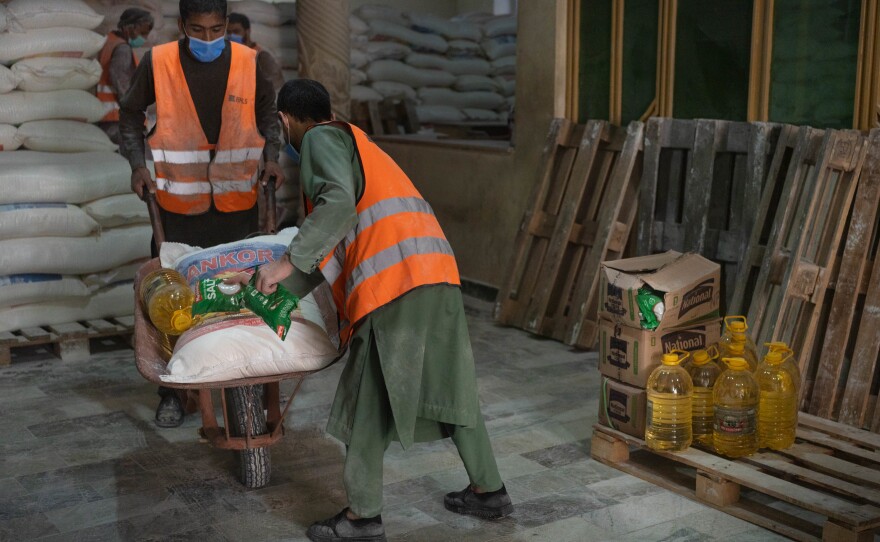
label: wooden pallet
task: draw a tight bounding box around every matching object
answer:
[0,316,134,365]
[636,118,780,311]
[494,119,643,348]
[350,99,419,136]
[592,414,880,542]
[767,130,868,408]
[733,126,826,348]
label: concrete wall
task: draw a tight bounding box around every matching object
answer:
[376,0,569,287]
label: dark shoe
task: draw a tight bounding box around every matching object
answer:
[444,485,514,519]
[154,394,184,428]
[306,508,386,542]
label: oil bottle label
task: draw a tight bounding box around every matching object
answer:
[714,406,756,435]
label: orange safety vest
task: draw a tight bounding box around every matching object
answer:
[148,41,266,215]
[97,33,136,122]
[304,122,461,342]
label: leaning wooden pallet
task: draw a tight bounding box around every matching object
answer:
[811,129,880,424]
[767,129,868,408]
[592,414,880,542]
[636,118,779,310]
[495,119,643,349]
[736,126,826,349]
[495,118,575,326]
[0,316,134,365]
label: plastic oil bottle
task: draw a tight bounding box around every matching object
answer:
[713,357,759,458]
[140,268,194,335]
[755,348,798,450]
[764,342,801,397]
[720,316,759,371]
[686,345,722,447]
[645,350,693,452]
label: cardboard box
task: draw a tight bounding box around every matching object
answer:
[598,377,646,439]
[599,251,721,330]
[598,317,722,388]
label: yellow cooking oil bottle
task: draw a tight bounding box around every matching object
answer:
[755,347,798,450]
[720,316,759,371]
[764,342,801,396]
[645,350,693,452]
[685,345,722,447]
[713,357,759,457]
[140,268,194,335]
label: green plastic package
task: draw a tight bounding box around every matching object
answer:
[637,286,665,330]
[192,277,246,316]
[242,274,300,340]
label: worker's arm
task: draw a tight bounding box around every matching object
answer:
[254,126,360,298]
[254,55,283,188]
[257,50,285,94]
[118,50,156,198]
[108,43,136,99]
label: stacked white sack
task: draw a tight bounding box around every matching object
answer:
[228,0,298,79]
[0,0,148,327]
[351,6,515,126]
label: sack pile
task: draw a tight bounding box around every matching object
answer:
[350,5,516,125]
[0,0,152,332]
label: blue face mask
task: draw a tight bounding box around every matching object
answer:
[228,33,244,44]
[186,33,226,63]
[129,35,146,48]
[284,143,300,164]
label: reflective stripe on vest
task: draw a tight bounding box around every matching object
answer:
[96,33,136,123]
[304,122,460,341]
[148,41,266,215]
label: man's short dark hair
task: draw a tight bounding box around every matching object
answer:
[119,8,154,30]
[228,12,250,29]
[278,79,333,123]
[179,0,227,22]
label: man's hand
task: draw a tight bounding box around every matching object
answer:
[253,257,295,295]
[131,166,156,199]
[260,161,285,190]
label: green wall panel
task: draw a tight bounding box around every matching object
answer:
[621,0,658,123]
[579,0,612,122]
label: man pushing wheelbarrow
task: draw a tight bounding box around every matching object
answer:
[224,78,514,542]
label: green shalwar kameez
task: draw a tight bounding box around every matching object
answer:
[281,125,503,517]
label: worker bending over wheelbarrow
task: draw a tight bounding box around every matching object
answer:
[232,79,514,542]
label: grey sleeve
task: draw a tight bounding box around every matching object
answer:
[255,56,281,163]
[118,51,156,171]
[108,43,136,98]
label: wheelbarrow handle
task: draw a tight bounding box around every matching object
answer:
[264,175,277,235]
[144,191,166,248]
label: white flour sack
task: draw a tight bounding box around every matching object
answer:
[12,58,103,92]
[0,90,105,124]
[0,28,107,66]
[83,259,147,289]
[0,151,131,204]
[0,274,90,307]
[416,105,466,124]
[0,65,17,93]
[16,120,116,152]
[367,60,455,89]
[417,87,506,110]
[157,228,342,384]
[81,194,149,228]
[5,0,104,31]
[0,282,133,333]
[368,19,448,54]
[0,203,98,240]
[0,125,20,151]
[0,225,151,275]
[0,4,8,33]
[160,227,299,287]
[228,1,286,26]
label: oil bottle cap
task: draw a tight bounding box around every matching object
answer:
[692,349,710,365]
[723,357,748,370]
[171,308,193,332]
[725,315,748,333]
[661,350,688,365]
[765,351,784,364]
[728,341,745,354]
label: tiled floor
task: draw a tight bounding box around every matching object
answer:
[0,297,789,541]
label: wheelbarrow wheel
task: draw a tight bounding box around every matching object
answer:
[225,385,271,489]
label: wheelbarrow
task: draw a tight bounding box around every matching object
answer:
[133,183,326,488]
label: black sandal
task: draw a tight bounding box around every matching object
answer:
[154,394,184,428]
